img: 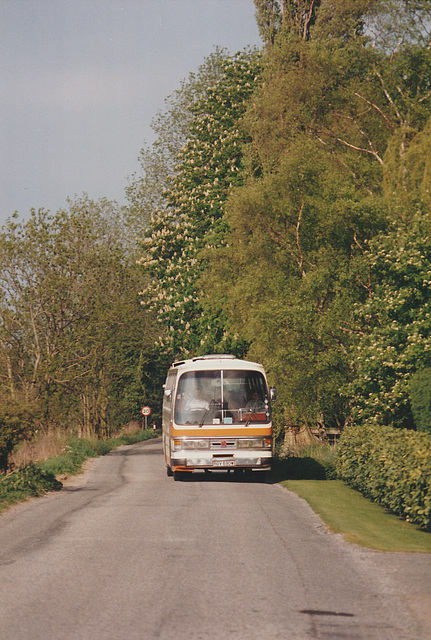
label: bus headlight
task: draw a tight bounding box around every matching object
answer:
[237,438,272,450]
[173,439,210,451]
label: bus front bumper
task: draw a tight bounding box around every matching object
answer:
[171,452,272,471]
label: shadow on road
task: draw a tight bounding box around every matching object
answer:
[167,457,332,483]
[270,457,329,482]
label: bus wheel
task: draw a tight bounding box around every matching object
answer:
[173,470,183,481]
[167,466,173,477]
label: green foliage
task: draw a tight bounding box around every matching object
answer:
[0,466,62,509]
[138,48,262,359]
[201,1,431,432]
[336,424,431,531]
[254,0,373,44]
[0,196,159,437]
[349,210,431,428]
[208,41,391,425]
[384,116,431,216]
[409,369,431,434]
[0,400,38,472]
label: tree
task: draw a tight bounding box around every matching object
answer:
[384,116,431,217]
[0,400,37,472]
[125,49,231,244]
[348,209,431,429]
[254,0,322,44]
[0,196,158,438]
[204,0,431,432]
[409,368,431,434]
[206,135,387,428]
[137,48,262,359]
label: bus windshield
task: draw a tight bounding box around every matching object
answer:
[174,369,269,426]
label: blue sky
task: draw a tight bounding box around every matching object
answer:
[0,0,261,225]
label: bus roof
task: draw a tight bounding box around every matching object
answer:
[170,354,266,373]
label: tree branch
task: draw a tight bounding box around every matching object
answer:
[353,92,394,130]
[374,68,403,125]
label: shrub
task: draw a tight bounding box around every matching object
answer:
[335,425,431,531]
[409,369,431,434]
[0,466,62,508]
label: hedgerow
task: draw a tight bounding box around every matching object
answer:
[335,425,431,531]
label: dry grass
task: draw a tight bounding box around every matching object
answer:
[9,429,68,469]
[8,420,145,470]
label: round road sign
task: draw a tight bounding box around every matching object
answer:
[141,406,151,416]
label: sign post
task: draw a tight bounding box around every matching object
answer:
[141,406,151,430]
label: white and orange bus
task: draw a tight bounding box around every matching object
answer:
[162,354,276,480]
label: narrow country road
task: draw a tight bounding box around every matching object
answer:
[0,438,430,640]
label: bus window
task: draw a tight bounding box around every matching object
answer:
[174,369,269,425]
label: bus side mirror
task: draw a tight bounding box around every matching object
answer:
[164,389,172,400]
[269,387,277,402]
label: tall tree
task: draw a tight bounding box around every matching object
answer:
[125,49,231,244]
[204,0,431,430]
[254,0,322,44]
[137,48,262,359]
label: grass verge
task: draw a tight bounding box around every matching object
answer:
[273,451,431,553]
[284,479,431,552]
[0,430,158,514]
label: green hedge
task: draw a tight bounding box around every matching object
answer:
[335,425,431,531]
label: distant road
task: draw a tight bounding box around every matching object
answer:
[0,438,430,640]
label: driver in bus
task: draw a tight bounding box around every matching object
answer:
[184,387,210,411]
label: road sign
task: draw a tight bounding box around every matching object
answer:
[141,406,151,416]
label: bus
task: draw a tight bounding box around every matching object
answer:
[162,354,276,480]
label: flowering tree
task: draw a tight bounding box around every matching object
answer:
[125,49,230,244]
[138,49,261,359]
[349,210,431,428]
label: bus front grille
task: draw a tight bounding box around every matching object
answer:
[210,440,236,450]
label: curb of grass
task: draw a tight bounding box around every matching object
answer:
[272,456,431,553]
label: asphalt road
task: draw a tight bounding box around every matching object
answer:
[0,438,430,640]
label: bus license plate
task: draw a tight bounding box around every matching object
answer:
[212,459,235,467]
